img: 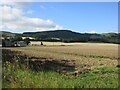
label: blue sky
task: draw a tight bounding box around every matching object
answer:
[1,2,118,33]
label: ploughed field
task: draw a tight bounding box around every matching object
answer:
[5,42,118,68]
[2,42,119,88]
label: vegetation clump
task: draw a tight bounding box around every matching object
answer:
[116,64,120,68]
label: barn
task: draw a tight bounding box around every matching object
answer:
[2,40,12,47]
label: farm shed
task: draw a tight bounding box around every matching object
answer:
[4,40,12,47]
[17,41,27,47]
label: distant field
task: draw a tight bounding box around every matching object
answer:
[31,41,118,46]
[22,37,35,40]
[2,42,119,88]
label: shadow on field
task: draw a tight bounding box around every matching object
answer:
[2,49,76,74]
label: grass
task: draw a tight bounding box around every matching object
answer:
[0,62,2,89]
[3,59,119,88]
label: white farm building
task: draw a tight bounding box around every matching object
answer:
[17,41,27,47]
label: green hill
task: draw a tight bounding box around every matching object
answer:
[0,31,22,38]
[1,30,120,44]
[23,30,119,44]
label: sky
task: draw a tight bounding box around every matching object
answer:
[0,2,118,33]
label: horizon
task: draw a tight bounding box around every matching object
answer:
[1,29,119,34]
[0,2,118,33]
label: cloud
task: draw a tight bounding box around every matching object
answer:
[0,2,32,8]
[26,10,33,14]
[40,5,46,9]
[0,2,62,33]
[85,30,97,33]
[0,0,34,2]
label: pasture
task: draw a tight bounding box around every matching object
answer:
[2,42,119,88]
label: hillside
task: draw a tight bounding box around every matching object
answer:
[23,30,119,44]
[23,30,82,38]
[0,31,21,38]
[1,30,120,44]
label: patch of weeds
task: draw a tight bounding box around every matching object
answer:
[116,64,120,68]
[93,67,118,74]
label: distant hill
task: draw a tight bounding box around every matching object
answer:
[23,30,102,40]
[23,30,82,38]
[1,30,120,44]
[0,31,21,38]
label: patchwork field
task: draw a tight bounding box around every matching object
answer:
[2,42,119,88]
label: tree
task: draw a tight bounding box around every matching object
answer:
[13,36,22,41]
[41,42,43,45]
[24,38,30,45]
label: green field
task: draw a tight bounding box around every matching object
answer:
[2,42,119,88]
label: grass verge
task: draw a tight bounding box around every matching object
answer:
[2,59,119,88]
